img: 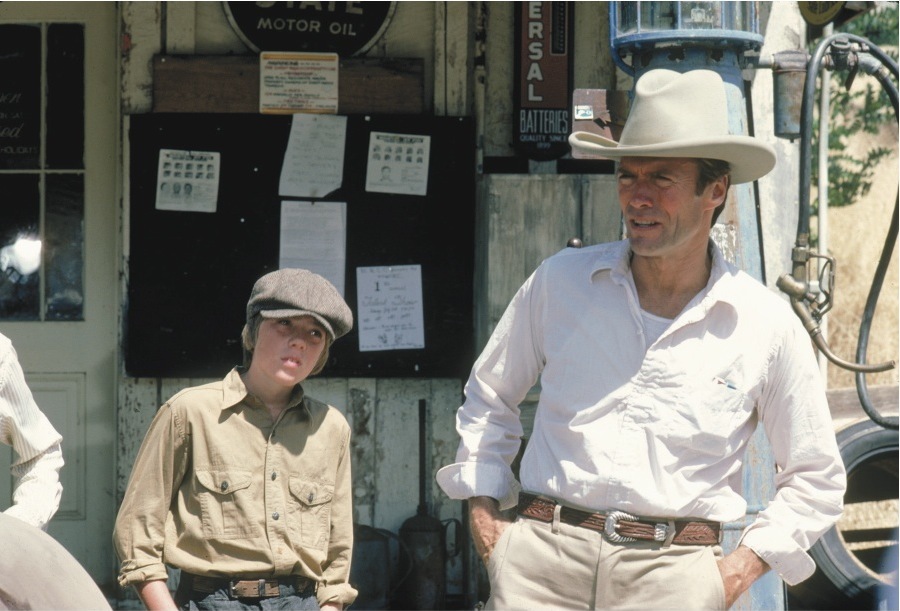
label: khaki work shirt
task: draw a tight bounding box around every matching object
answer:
[114,368,357,607]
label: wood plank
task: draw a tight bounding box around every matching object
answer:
[434,1,474,116]
[166,2,196,54]
[481,175,581,340]
[373,379,429,533]
[152,55,424,114]
[582,175,623,246]
[827,384,898,430]
[116,377,160,502]
[121,1,163,114]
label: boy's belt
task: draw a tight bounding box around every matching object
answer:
[518,493,721,546]
[185,573,316,599]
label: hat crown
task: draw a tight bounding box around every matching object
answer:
[618,69,731,147]
[567,68,776,184]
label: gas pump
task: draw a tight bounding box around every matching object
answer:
[773,32,899,609]
[609,3,780,607]
[774,32,898,430]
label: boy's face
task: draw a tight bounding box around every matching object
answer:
[250,315,327,388]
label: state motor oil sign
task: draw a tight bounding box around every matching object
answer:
[514,1,574,161]
[223,1,395,56]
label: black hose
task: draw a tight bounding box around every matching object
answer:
[855,199,899,430]
[796,33,899,429]
[798,33,899,239]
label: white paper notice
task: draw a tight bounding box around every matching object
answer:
[279,201,347,294]
[279,114,347,198]
[155,149,221,213]
[259,52,339,114]
[357,265,425,352]
[364,132,431,196]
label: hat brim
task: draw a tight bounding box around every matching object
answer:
[569,131,776,185]
[258,308,339,340]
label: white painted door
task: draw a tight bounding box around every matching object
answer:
[0,1,117,588]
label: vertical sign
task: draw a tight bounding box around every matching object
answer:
[0,25,41,169]
[514,1,574,161]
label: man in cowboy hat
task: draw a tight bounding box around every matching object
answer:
[437,69,845,609]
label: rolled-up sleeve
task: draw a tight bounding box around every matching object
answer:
[436,269,545,510]
[740,318,846,585]
[0,340,63,530]
[113,403,187,586]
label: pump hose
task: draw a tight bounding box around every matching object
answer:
[856,199,899,429]
[795,33,899,429]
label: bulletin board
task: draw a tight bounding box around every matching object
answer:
[126,113,475,379]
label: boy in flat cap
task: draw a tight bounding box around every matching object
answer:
[114,268,357,610]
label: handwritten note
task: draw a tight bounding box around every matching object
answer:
[279,114,347,198]
[357,265,425,352]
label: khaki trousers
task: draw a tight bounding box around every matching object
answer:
[484,516,726,610]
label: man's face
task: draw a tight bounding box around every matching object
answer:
[617,157,725,261]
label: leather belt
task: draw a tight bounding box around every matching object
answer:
[518,493,721,546]
[185,573,315,599]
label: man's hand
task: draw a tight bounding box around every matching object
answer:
[716,545,770,608]
[469,496,512,566]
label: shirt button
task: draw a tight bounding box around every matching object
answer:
[271,471,277,481]
[272,512,280,520]
[220,481,229,491]
[307,492,314,503]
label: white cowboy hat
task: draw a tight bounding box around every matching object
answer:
[568,69,776,184]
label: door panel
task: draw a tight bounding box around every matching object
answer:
[0,2,117,588]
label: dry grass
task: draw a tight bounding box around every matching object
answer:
[814,109,899,391]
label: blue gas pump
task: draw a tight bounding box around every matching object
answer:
[608,3,781,608]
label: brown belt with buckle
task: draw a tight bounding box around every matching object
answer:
[518,493,721,546]
[186,573,316,599]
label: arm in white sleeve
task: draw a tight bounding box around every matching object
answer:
[436,268,546,510]
[5,441,64,529]
[0,339,63,530]
[740,318,846,585]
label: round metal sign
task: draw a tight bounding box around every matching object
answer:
[222,1,396,56]
[798,1,846,26]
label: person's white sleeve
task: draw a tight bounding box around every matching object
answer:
[5,442,64,530]
[739,317,846,585]
[436,269,545,510]
[0,343,63,530]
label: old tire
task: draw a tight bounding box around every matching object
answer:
[788,418,898,610]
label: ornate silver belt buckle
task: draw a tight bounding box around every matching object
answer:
[603,510,640,543]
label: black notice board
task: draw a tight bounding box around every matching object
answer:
[126,113,475,379]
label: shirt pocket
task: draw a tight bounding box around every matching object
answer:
[658,380,753,456]
[288,478,334,551]
[195,468,261,539]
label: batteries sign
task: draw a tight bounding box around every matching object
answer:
[514,1,574,161]
[223,1,396,56]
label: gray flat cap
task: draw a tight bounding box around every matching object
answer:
[246,268,353,340]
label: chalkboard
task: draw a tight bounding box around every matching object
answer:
[126,113,475,379]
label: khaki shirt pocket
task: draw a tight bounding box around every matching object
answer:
[195,468,261,539]
[288,478,334,551]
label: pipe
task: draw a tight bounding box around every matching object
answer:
[780,32,899,429]
[817,24,832,379]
